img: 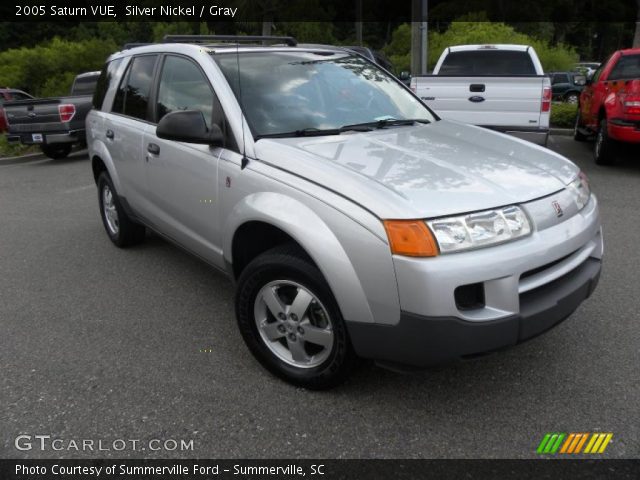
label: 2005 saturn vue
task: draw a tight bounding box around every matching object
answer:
[86,36,602,389]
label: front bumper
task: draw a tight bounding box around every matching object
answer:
[347,192,602,368]
[347,256,600,367]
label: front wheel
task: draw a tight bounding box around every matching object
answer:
[41,144,72,159]
[235,245,355,389]
[594,118,615,166]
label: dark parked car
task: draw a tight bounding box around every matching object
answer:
[0,88,33,133]
[549,72,586,103]
[4,71,99,159]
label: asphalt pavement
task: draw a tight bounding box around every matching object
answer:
[0,137,638,459]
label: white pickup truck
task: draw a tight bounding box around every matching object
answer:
[411,44,551,146]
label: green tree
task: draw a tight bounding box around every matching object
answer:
[0,37,117,96]
[384,20,578,73]
[429,21,578,71]
[383,23,411,73]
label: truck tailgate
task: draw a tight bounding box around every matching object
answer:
[3,98,62,130]
[415,76,546,128]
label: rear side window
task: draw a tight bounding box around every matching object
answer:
[93,59,122,110]
[552,74,569,84]
[112,55,157,120]
[608,54,640,81]
[439,50,537,75]
[72,75,98,95]
[9,91,31,101]
[156,55,214,128]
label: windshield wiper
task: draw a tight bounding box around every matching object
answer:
[343,118,431,130]
[256,125,373,139]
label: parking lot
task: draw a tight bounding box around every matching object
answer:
[0,135,638,459]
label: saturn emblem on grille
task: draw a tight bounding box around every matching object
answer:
[552,200,563,217]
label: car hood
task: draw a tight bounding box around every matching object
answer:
[254,120,579,219]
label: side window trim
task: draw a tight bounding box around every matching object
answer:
[153,53,238,152]
[110,54,159,122]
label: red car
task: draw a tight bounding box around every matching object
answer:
[575,48,640,164]
[0,88,33,133]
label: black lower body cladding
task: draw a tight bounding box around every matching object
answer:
[347,258,601,368]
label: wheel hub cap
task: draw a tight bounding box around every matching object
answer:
[102,185,119,235]
[254,280,334,368]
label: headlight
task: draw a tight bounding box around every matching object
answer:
[567,171,591,210]
[426,205,531,254]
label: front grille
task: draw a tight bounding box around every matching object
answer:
[520,250,578,281]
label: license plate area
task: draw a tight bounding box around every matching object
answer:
[31,133,43,143]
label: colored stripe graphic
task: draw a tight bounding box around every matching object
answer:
[537,433,565,454]
[573,433,589,453]
[560,433,575,453]
[538,433,613,454]
[585,433,613,454]
[537,433,552,454]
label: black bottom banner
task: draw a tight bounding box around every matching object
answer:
[1,459,639,480]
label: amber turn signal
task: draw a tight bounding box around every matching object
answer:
[383,220,439,257]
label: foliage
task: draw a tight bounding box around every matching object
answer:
[0,37,117,97]
[383,24,411,73]
[152,22,212,42]
[385,20,579,73]
[550,102,578,128]
[429,21,578,71]
[0,135,37,158]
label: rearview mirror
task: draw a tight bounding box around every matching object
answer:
[156,110,223,146]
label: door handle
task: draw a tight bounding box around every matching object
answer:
[147,143,160,155]
[470,84,485,92]
[106,129,114,139]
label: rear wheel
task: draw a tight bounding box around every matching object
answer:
[594,118,615,166]
[41,144,72,159]
[573,108,588,142]
[97,172,145,247]
[236,245,355,389]
[565,92,579,104]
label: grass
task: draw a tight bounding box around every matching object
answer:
[550,102,578,129]
[0,134,39,158]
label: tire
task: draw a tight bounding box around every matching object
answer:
[97,172,145,247]
[565,92,579,104]
[573,108,588,142]
[41,144,72,159]
[594,118,615,166]
[235,244,356,389]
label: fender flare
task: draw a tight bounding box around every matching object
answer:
[223,192,375,324]
[90,138,121,193]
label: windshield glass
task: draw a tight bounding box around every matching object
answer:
[213,51,435,137]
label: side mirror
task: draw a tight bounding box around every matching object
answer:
[156,110,223,146]
[399,71,410,80]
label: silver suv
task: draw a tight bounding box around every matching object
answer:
[87,36,603,389]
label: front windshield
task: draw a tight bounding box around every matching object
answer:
[213,50,435,137]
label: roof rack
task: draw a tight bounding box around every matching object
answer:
[162,35,298,47]
[123,43,152,50]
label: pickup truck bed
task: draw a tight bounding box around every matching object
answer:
[411,45,551,146]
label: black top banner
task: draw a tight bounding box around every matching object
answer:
[0,0,637,22]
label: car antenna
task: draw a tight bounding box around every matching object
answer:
[235,41,249,170]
